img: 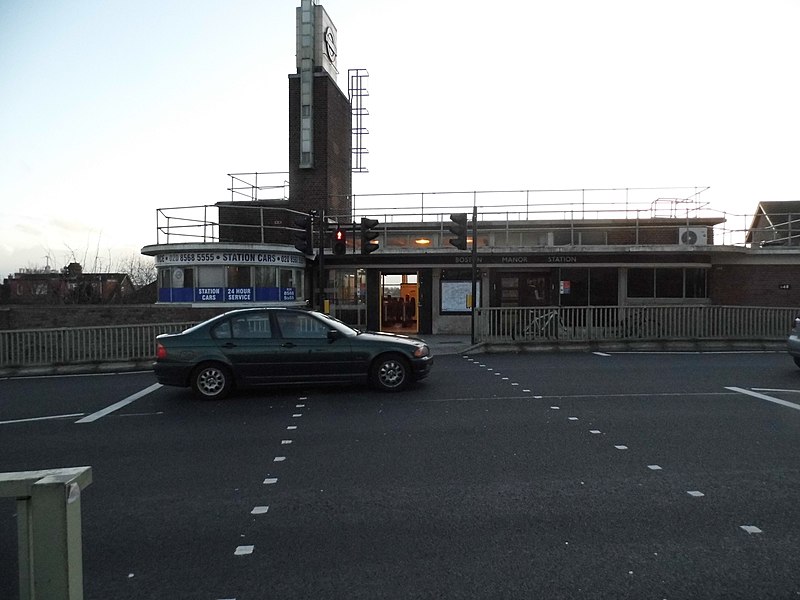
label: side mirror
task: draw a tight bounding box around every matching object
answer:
[327,329,341,342]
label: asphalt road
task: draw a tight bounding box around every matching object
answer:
[1,350,799,599]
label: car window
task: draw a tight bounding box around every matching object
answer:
[230,314,273,339]
[211,321,232,339]
[275,312,329,339]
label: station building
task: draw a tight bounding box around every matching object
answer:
[141,1,800,336]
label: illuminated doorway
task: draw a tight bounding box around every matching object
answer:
[380,272,418,334]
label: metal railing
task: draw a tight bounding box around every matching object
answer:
[0,323,196,368]
[475,305,798,344]
[0,306,795,369]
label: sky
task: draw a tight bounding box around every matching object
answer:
[2,0,799,278]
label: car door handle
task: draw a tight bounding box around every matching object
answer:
[223,342,237,348]
[281,342,296,348]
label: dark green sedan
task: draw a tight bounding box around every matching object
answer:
[154,308,433,399]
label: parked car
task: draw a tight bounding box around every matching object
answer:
[788,317,800,368]
[154,308,433,399]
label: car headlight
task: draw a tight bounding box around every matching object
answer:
[412,345,430,358]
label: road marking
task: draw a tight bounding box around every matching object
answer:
[274,456,286,462]
[615,445,628,450]
[1,412,85,425]
[281,439,293,445]
[287,425,297,430]
[296,404,306,408]
[740,525,763,534]
[234,545,254,555]
[568,417,579,421]
[292,413,303,418]
[75,383,162,423]
[647,465,663,470]
[589,430,601,434]
[726,386,800,411]
[550,406,560,410]
[687,491,705,497]
[251,506,269,515]
[264,478,278,484]
[593,352,611,357]
[752,387,800,394]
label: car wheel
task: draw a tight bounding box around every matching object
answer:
[191,363,233,399]
[794,357,800,369]
[371,354,410,392]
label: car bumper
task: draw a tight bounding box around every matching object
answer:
[153,362,193,387]
[410,356,434,380]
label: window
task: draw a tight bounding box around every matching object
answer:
[628,268,655,298]
[627,267,708,299]
[229,314,272,339]
[275,312,329,339]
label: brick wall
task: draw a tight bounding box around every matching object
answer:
[710,264,800,306]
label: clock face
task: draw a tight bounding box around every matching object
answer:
[324,26,337,64]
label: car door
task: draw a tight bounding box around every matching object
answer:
[272,311,354,382]
[213,311,284,384]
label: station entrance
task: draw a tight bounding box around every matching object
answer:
[380,272,419,335]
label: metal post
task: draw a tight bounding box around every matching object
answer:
[0,467,93,600]
[317,209,325,311]
[471,205,478,345]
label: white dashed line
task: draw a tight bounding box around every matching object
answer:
[264,478,278,485]
[292,413,303,418]
[568,417,579,421]
[234,545,254,556]
[550,406,560,410]
[287,425,297,430]
[281,440,293,445]
[589,430,601,434]
[647,465,663,471]
[274,456,286,462]
[687,491,705,497]
[251,506,269,514]
[740,525,763,534]
[614,445,628,450]
[593,352,611,357]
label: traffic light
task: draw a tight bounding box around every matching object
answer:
[333,227,347,255]
[360,217,379,255]
[293,213,313,255]
[448,213,468,250]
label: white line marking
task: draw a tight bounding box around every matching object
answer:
[726,386,800,411]
[589,430,601,434]
[740,525,763,534]
[752,387,800,394]
[647,465,663,470]
[593,352,611,357]
[687,491,705,497]
[502,377,509,380]
[281,440,292,445]
[264,478,278,484]
[273,456,286,462]
[292,413,303,418]
[615,445,628,450]
[251,506,269,515]
[234,545,254,555]
[550,406,560,410]
[1,413,85,425]
[75,383,162,423]
[523,389,531,393]
[511,382,519,386]
[287,425,297,430]
[568,417,579,421]
[296,404,306,408]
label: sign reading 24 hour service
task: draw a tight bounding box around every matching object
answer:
[156,252,304,266]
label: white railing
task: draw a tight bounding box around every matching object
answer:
[475,306,798,344]
[0,323,196,368]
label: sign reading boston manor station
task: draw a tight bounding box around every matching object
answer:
[152,248,306,305]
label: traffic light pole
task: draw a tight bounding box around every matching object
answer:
[317,209,325,312]
[471,205,478,345]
